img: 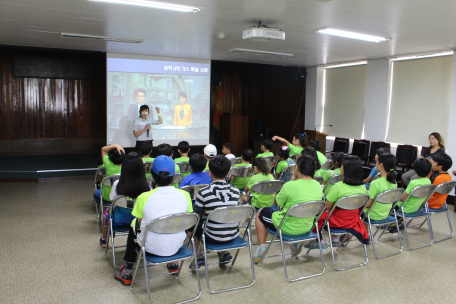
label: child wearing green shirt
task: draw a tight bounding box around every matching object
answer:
[272,133,307,156]
[156,143,181,188]
[254,155,323,263]
[230,148,253,191]
[301,147,322,177]
[140,141,154,180]
[240,157,275,209]
[100,144,124,203]
[274,146,295,182]
[175,141,191,178]
[256,139,274,158]
[309,140,327,165]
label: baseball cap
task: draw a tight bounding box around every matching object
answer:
[204,144,217,157]
[151,155,176,176]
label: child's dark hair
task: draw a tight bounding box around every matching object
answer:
[432,154,453,172]
[178,141,190,153]
[140,141,152,157]
[209,156,231,179]
[378,154,397,184]
[151,171,173,186]
[309,140,322,151]
[342,155,363,186]
[261,139,273,151]
[117,152,150,198]
[156,143,173,157]
[139,104,149,115]
[189,153,207,173]
[277,146,290,160]
[301,147,321,170]
[294,133,307,147]
[413,158,432,178]
[332,152,345,169]
[241,148,253,162]
[376,147,390,158]
[223,142,234,153]
[252,158,269,175]
[296,154,316,178]
[108,148,125,165]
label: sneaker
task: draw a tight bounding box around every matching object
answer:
[218,251,233,264]
[99,237,112,248]
[167,262,179,274]
[240,219,250,228]
[289,243,302,255]
[253,245,268,264]
[304,239,328,250]
[189,254,205,269]
[114,265,132,285]
[330,238,340,247]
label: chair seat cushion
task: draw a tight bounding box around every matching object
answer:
[429,206,448,213]
[112,225,130,233]
[144,246,193,264]
[205,236,248,251]
[365,215,397,225]
[328,227,348,234]
[398,209,428,218]
[267,228,317,242]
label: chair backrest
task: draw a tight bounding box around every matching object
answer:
[333,140,348,153]
[260,156,278,167]
[143,162,153,174]
[180,184,210,200]
[148,173,184,184]
[327,174,344,186]
[111,195,135,210]
[101,174,120,187]
[205,205,256,224]
[334,194,370,210]
[396,145,417,165]
[321,160,332,170]
[369,141,390,162]
[97,166,106,176]
[287,200,326,219]
[372,188,405,205]
[176,162,191,173]
[146,213,200,236]
[251,180,284,194]
[352,140,369,158]
[282,164,296,174]
[229,157,243,167]
[290,154,300,163]
[408,184,436,199]
[314,176,324,185]
[372,173,381,182]
[230,166,254,178]
[203,169,210,174]
[435,181,456,195]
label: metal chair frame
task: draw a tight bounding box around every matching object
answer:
[322,174,344,200]
[321,161,332,170]
[93,166,106,212]
[278,164,296,181]
[180,184,210,201]
[362,189,405,259]
[314,176,324,185]
[176,162,191,173]
[317,194,370,271]
[259,156,278,168]
[148,173,184,185]
[257,201,327,282]
[99,174,120,224]
[230,166,254,178]
[198,205,256,294]
[105,195,135,268]
[143,162,153,175]
[130,213,202,304]
[290,154,300,164]
[229,157,243,167]
[394,184,436,251]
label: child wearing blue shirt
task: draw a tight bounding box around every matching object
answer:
[179,153,212,188]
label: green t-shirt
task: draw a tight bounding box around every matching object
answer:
[172,164,181,189]
[316,151,327,165]
[231,163,252,190]
[175,157,190,178]
[272,179,323,235]
[288,144,303,156]
[142,157,154,180]
[276,158,295,174]
[247,173,275,208]
[397,178,432,213]
[366,177,397,220]
[102,155,122,201]
[256,152,274,158]
[314,169,323,177]
[326,181,367,204]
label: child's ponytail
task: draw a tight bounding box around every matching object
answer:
[379,154,397,184]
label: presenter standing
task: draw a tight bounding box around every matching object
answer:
[174,91,192,127]
[132,105,163,153]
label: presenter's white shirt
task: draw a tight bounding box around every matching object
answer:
[225,154,235,159]
[132,117,158,141]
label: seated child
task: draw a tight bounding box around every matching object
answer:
[175,141,191,178]
[363,147,390,189]
[254,155,323,262]
[363,154,398,221]
[301,147,322,177]
[230,148,253,191]
[310,155,369,249]
[256,139,274,158]
[156,143,181,188]
[274,146,295,182]
[140,141,154,180]
[203,144,217,170]
[427,154,453,209]
[190,156,240,267]
[100,152,151,247]
[97,144,124,213]
[272,133,307,156]
[222,142,235,159]
[114,155,193,284]
[322,152,344,187]
[309,139,327,165]
[240,158,275,209]
[179,153,212,188]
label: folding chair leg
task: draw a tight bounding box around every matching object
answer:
[111,229,117,268]
[431,210,454,243]
[369,220,403,259]
[130,247,143,289]
[404,215,433,250]
[143,250,152,304]
[328,225,368,271]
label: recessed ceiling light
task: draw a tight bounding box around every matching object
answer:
[316,28,390,43]
[61,32,144,43]
[393,51,454,61]
[324,61,367,68]
[229,48,293,57]
[87,0,205,13]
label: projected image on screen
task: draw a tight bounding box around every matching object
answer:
[107,54,211,147]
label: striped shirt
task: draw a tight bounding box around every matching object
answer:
[194,180,240,242]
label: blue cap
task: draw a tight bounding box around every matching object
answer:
[151,155,176,176]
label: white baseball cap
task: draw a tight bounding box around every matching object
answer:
[204,144,217,157]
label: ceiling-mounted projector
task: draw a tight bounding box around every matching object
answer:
[243,23,285,42]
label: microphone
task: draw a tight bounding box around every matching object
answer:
[147,128,149,137]
[315,125,332,131]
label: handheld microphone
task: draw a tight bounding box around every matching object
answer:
[147,129,149,137]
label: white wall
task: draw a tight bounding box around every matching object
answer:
[447,54,456,192]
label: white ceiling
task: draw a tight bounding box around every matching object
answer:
[1,0,456,67]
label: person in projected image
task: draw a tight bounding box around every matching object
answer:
[128,89,156,121]
[174,91,192,128]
